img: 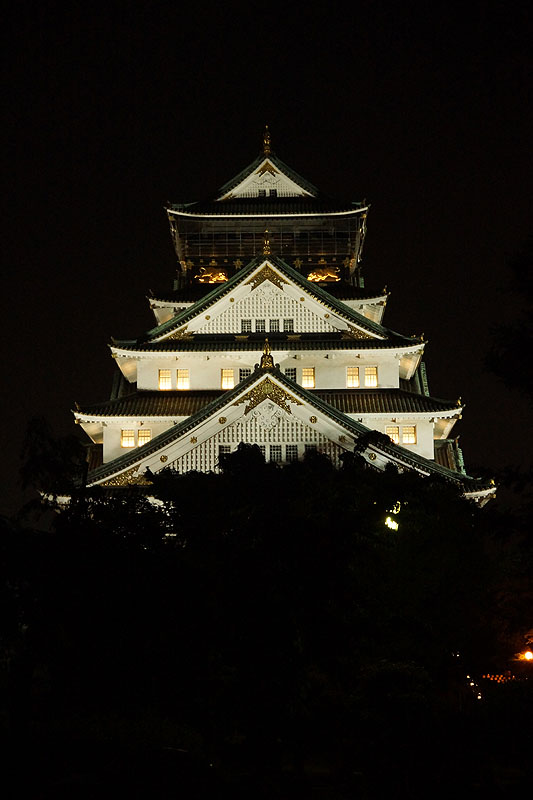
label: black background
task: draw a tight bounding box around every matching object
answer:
[3,1,532,515]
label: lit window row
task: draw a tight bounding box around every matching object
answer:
[386,425,417,445]
[158,365,379,391]
[283,367,315,387]
[347,366,378,388]
[158,369,190,390]
[121,429,152,448]
[241,318,293,333]
[282,366,379,389]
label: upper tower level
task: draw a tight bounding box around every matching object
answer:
[166,128,369,290]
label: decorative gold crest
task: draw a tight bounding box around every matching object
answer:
[245,265,288,291]
[101,466,153,487]
[166,326,194,341]
[257,160,278,176]
[341,324,374,340]
[233,377,302,415]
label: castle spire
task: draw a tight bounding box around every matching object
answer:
[260,338,274,369]
[263,125,271,156]
[263,228,271,255]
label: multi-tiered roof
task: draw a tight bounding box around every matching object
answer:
[74,132,495,503]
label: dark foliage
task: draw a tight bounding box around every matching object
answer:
[2,449,532,797]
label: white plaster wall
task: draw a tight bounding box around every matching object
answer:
[194,286,337,335]
[136,352,400,391]
[349,416,435,460]
[103,420,182,463]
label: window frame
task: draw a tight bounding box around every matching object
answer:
[120,429,136,448]
[221,369,235,389]
[302,367,315,388]
[176,369,190,390]
[386,425,400,444]
[364,366,378,387]
[346,366,360,388]
[158,368,172,390]
[402,425,417,444]
[138,429,152,446]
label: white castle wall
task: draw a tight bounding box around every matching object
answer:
[135,352,400,391]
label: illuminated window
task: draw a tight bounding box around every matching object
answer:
[138,429,152,446]
[158,369,172,390]
[283,318,294,332]
[402,425,417,444]
[221,369,235,389]
[270,444,282,462]
[241,319,252,333]
[347,367,360,388]
[364,366,378,387]
[269,319,279,332]
[302,367,315,388]
[121,429,135,448]
[176,369,189,390]
[284,367,297,381]
[286,444,298,462]
[239,368,252,381]
[255,319,266,333]
[386,425,400,444]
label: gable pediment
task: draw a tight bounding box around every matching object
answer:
[217,158,315,200]
[149,258,386,343]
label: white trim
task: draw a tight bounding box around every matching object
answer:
[167,206,369,219]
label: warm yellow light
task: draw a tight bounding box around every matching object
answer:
[221,369,235,389]
[307,268,340,282]
[195,267,228,283]
[385,516,399,531]
[523,650,533,661]
[302,368,315,388]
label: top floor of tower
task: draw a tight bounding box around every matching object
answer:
[166,128,369,290]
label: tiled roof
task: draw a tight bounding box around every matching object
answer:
[168,198,363,216]
[77,388,457,418]
[78,391,220,417]
[112,332,419,353]
[313,389,458,415]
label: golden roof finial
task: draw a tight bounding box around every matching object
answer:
[263,124,271,156]
[263,228,271,255]
[260,338,274,370]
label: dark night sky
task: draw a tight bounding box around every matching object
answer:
[2,1,532,515]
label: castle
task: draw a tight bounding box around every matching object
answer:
[74,130,494,504]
